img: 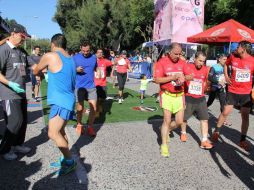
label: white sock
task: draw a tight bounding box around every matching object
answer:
[202,137,208,142]
[181,131,186,134]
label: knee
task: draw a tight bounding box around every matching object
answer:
[77,105,83,112]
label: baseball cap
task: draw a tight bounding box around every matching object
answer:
[121,50,127,55]
[9,23,31,38]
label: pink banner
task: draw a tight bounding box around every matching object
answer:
[153,0,172,41]
[153,0,204,43]
[172,0,204,43]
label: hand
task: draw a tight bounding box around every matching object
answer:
[225,76,232,85]
[8,81,25,93]
[77,66,84,73]
[44,73,48,82]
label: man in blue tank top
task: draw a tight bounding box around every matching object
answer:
[73,40,97,137]
[32,34,77,176]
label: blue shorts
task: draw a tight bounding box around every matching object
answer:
[140,90,146,95]
[49,105,74,121]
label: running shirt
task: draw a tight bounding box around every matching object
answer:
[94,58,112,87]
[154,56,186,93]
[226,54,254,94]
[116,57,130,73]
[47,52,76,111]
[73,53,97,89]
[0,41,28,100]
[184,64,208,98]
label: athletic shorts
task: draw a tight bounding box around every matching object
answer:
[96,86,107,100]
[184,96,209,120]
[77,88,97,102]
[30,73,38,86]
[140,90,145,95]
[160,91,184,114]
[49,105,74,121]
[226,92,252,108]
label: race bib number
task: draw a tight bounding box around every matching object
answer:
[235,69,250,82]
[95,67,105,79]
[218,75,225,82]
[118,58,126,66]
[188,81,202,95]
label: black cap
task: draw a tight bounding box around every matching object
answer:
[121,50,127,55]
[9,23,31,38]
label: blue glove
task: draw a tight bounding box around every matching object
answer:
[8,81,25,93]
[44,73,48,83]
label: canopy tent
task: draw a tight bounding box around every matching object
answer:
[187,19,254,44]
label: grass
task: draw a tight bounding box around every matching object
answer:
[40,80,163,126]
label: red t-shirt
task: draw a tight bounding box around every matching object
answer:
[184,64,208,98]
[154,57,186,93]
[226,54,254,94]
[116,57,130,73]
[94,58,112,87]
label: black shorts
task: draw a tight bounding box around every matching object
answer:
[96,86,107,100]
[226,92,252,108]
[184,96,209,121]
[77,88,97,102]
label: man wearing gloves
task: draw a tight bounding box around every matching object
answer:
[0,23,31,160]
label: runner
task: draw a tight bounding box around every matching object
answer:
[94,48,113,116]
[73,40,97,136]
[180,51,213,149]
[28,46,42,102]
[109,50,117,88]
[115,50,132,104]
[206,54,231,126]
[33,33,77,176]
[154,43,190,157]
[213,41,254,151]
[0,23,31,160]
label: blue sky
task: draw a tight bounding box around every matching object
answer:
[0,0,62,39]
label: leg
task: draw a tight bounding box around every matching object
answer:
[200,120,213,149]
[48,115,72,159]
[216,105,234,129]
[76,101,84,126]
[206,90,216,108]
[87,99,97,128]
[161,109,172,145]
[240,107,250,136]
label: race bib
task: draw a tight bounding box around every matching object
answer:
[118,58,126,66]
[218,75,225,82]
[235,69,250,82]
[188,80,202,95]
[95,67,105,79]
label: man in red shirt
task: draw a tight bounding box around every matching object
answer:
[154,43,189,157]
[213,41,254,151]
[115,50,132,104]
[94,48,113,116]
[181,51,213,149]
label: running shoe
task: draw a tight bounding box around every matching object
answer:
[118,98,122,104]
[160,144,169,157]
[212,132,220,142]
[56,161,77,176]
[200,140,213,150]
[50,156,64,168]
[239,140,251,151]
[87,127,96,137]
[180,133,187,142]
[76,124,84,135]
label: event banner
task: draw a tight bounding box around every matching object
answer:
[153,0,172,41]
[153,0,204,43]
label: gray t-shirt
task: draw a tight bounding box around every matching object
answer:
[27,54,41,65]
[0,43,28,100]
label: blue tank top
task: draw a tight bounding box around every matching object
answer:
[47,51,76,111]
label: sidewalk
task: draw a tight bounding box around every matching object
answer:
[0,80,253,189]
